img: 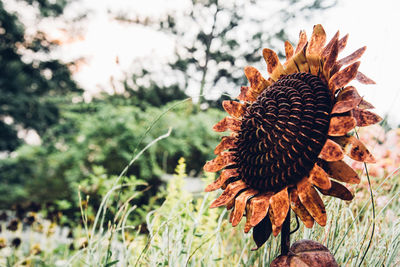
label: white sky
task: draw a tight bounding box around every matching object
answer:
[6,0,400,125]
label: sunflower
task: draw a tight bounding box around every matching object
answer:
[204,24,381,250]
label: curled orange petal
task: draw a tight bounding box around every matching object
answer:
[213,117,241,132]
[244,66,271,96]
[205,168,238,192]
[214,135,237,155]
[297,178,327,226]
[333,135,376,163]
[352,108,382,127]
[262,48,287,81]
[203,151,236,172]
[269,187,290,227]
[317,180,354,201]
[328,116,356,136]
[306,24,326,75]
[290,188,314,228]
[222,100,246,118]
[285,41,294,61]
[319,139,344,161]
[231,189,258,227]
[209,180,247,208]
[308,164,331,190]
[328,62,360,92]
[246,192,272,228]
[318,159,360,184]
[237,86,257,102]
[295,30,308,54]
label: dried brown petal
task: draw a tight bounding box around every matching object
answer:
[352,108,382,127]
[244,66,271,96]
[222,100,246,118]
[306,24,326,75]
[317,180,354,201]
[203,151,236,172]
[231,189,258,226]
[331,86,362,114]
[338,34,349,53]
[337,46,366,68]
[263,48,287,81]
[356,71,376,84]
[237,86,257,102]
[328,116,356,136]
[214,135,237,155]
[333,135,376,163]
[285,41,294,61]
[209,180,247,208]
[322,39,338,80]
[246,192,272,228]
[271,215,283,237]
[318,159,360,184]
[297,178,327,226]
[321,31,339,60]
[292,50,310,73]
[328,62,360,92]
[319,139,344,161]
[213,117,241,132]
[358,99,375,109]
[308,164,331,190]
[290,189,314,228]
[251,215,272,251]
[295,30,308,54]
[269,187,290,227]
[205,168,238,192]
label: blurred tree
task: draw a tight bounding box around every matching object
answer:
[0,0,81,152]
[121,0,336,107]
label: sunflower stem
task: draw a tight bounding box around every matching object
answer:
[281,211,291,255]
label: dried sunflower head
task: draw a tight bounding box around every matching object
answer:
[204,24,381,250]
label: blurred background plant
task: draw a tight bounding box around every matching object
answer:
[1,0,399,266]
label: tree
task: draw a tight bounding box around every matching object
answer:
[0,0,81,152]
[118,0,336,108]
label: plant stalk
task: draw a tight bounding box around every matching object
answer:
[281,211,291,255]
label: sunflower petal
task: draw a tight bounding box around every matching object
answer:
[332,86,362,114]
[226,197,235,210]
[222,100,246,118]
[231,189,258,226]
[292,49,310,73]
[328,62,360,92]
[295,30,308,54]
[244,66,271,96]
[285,41,294,61]
[269,187,290,227]
[290,189,314,228]
[209,180,247,208]
[270,214,283,237]
[352,108,382,127]
[338,34,349,53]
[356,71,376,84]
[317,180,354,201]
[333,135,376,163]
[263,48,287,81]
[297,178,327,226]
[246,193,272,228]
[237,86,257,102]
[308,164,331,190]
[214,136,237,155]
[322,31,339,60]
[318,159,360,184]
[319,139,344,161]
[251,215,272,251]
[359,99,375,109]
[322,38,339,80]
[213,117,241,132]
[203,151,236,172]
[337,46,367,68]
[328,116,356,136]
[205,168,239,192]
[306,24,326,75]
